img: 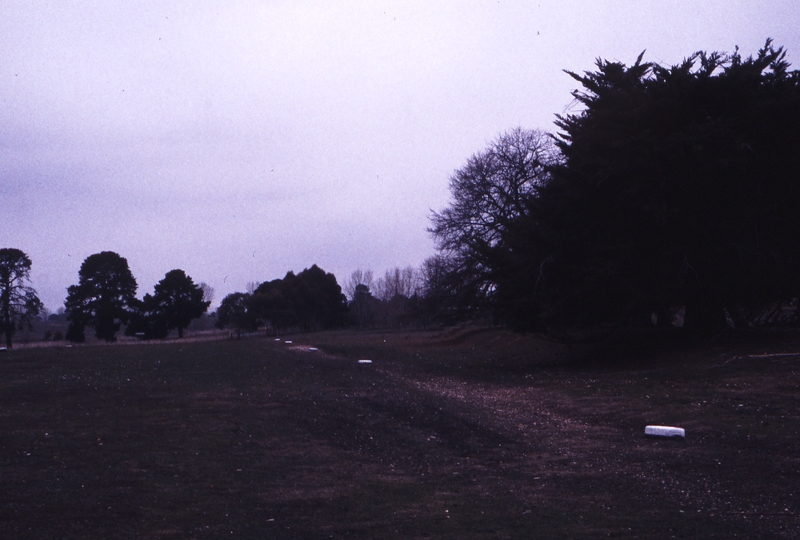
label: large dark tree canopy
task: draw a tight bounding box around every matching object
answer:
[152,269,210,338]
[505,40,800,337]
[215,292,259,338]
[65,251,138,342]
[126,269,210,339]
[252,265,347,332]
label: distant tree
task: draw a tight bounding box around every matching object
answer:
[215,292,259,338]
[64,251,138,342]
[252,265,347,332]
[370,267,423,327]
[349,283,380,328]
[246,281,260,295]
[125,293,169,339]
[199,282,215,306]
[151,269,210,338]
[374,267,421,302]
[0,248,43,348]
[429,128,559,313]
[343,269,374,302]
[48,307,66,322]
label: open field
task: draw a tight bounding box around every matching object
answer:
[1,326,799,538]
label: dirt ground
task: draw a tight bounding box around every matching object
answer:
[0,325,798,538]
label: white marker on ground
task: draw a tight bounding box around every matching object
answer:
[645,425,685,438]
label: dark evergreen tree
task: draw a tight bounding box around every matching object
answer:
[64,251,138,342]
[252,265,347,332]
[150,269,210,338]
[215,292,259,338]
[349,283,378,327]
[0,248,43,349]
[502,40,800,338]
[124,293,169,339]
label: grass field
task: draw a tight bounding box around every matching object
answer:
[1,326,798,538]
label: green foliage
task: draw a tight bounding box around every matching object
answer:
[500,40,800,338]
[0,248,43,348]
[64,251,138,342]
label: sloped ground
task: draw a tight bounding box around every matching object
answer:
[0,326,798,538]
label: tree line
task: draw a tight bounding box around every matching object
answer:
[0,250,213,347]
[216,265,347,338]
[5,41,799,349]
[63,252,211,343]
[214,265,435,337]
[0,248,436,348]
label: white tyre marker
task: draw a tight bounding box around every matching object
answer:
[645,425,685,438]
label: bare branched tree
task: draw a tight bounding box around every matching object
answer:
[374,266,420,302]
[199,282,215,306]
[428,128,559,306]
[343,269,374,301]
[0,248,43,349]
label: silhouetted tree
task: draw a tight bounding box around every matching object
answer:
[418,254,476,324]
[215,292,259,338]
[151,269,210,338]
[343,269,374,301]
[252,265,347,332]
[429,128,559,314]
[0,248,43,348]
[199,282,215,306]
[374,267,421,301]
[504,40,800,338]
[64,251,137,342]
[368,267,422,327]
[125,293,169,339]
[349,283,379,328]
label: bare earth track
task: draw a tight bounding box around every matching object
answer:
[1,326,798,538]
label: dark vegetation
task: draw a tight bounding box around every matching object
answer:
[65,251,139,343]
[1,328,798,538]
[430,40,800,343]
[61,252,212,344]
[0,248,42,349]
[127,270,211,340]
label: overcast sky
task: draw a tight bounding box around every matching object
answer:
[2,1,799,311]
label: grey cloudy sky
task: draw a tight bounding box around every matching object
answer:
[2,1,799,310]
